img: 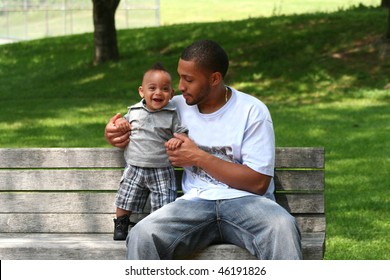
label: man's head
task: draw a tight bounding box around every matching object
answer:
[177,40,229,107]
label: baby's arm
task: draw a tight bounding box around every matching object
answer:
[166,135,184,150]
[114,118,131,133]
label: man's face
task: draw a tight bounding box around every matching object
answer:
[177,59,212,106]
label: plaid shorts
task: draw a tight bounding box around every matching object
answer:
[115,165,177,213]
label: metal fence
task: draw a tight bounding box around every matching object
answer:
[0,0,160,43]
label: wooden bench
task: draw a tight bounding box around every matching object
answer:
[0,147,325,260]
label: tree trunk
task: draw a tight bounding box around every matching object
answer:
[381,0,390,7]
[387,6,390,39]
[92,0,120,65]
[382,0,390,39]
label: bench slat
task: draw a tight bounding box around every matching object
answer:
[275,147,324,168]
[0,169,323,191]
[0,213,324,233]
[0,233,126,260]
[0,148,125,168]
[275,193,324,214]
[0,232,324,260]
[0,213,117,233]
[295,215,326,232]
[274,170,324,191]
[191,232,325,260]
[0,193,116,213]
[0,170,123,191]
[0,192,324,214]
[0,148,324,169]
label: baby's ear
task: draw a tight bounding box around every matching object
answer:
[138,86,144,98]
[170,88,175,99]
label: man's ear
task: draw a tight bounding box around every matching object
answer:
[138,86,144,98]
[210,72,223,86]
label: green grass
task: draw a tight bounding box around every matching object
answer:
[0,5,389,259]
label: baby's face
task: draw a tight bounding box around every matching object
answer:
[139,70,174,111]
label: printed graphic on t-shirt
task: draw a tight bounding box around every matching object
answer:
[190,145,234,186]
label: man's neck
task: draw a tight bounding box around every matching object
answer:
[198,86,230,114]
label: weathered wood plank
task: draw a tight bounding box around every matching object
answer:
[275,147,324,168]
[0,192,324,214]
[275,193,325,214]
[192,233,325,260]
[0,213,117,233]
[0,148,125,168]
[294,215,326,232]
[274,170,324,191]
[191,244,256,260]
[0,233,126,260]
[0,193,117,213]
[299,232,326,260]
[0,213,324,234]
[0,169,323,191]
[0,170,123,191]
[0,147,324,169]
[0,232,324,260]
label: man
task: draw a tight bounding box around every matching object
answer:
[105,39,302,259]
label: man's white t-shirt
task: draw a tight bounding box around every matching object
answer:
[171,87,275,201]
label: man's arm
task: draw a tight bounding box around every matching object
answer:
[165,134,271,195]
[104,113,130,148]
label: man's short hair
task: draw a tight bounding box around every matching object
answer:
[180,40,229,78]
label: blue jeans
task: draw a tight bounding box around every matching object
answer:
[126,195,302,260]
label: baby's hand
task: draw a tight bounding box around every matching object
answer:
[114,118,131,133]
[166,137,183,150]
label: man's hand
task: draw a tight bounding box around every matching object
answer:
[104,113,130,148]
[114,118,131,133]
[165,137,184,151]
